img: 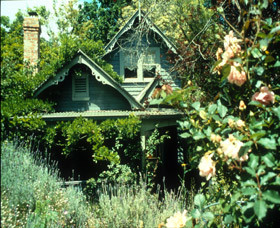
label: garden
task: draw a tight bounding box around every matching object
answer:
[1,0,280,227]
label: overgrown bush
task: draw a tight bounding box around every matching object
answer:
[1,141,94,227]
[49,116,142,179]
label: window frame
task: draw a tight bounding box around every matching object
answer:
[72,72,90,101]
[120,47,161,83]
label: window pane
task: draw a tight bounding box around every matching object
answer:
[125,68,137,78]
[124,52,137,68]
[143,67,156,78]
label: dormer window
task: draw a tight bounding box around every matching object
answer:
[72,72,89,101]
[120,47,160,82]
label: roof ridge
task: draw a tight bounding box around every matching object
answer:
[104,9,178,55]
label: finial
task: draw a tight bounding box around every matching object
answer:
[139,0,141,21]
[28,11,38,17]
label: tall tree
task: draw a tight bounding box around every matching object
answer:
[1,12,24,73]
[77,0,131,44]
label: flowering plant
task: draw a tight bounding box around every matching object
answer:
[159,1,279,226]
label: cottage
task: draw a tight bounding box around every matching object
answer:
[30,10,182,187]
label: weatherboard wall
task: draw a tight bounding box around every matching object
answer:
[39,72,131,112]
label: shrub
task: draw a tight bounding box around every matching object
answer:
[1,140,94,228]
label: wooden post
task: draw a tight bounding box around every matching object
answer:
[140,130,147,172]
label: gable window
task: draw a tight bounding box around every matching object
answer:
[72,72,89,101]
[120,47,160,82]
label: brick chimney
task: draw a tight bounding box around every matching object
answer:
[23,14,41,72]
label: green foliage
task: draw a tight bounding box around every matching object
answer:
[145,127,171,188]
[97,163,136,184]
[156,1,280,227]
[60,117,119,164]
[100,116,142,170]
[1,11,24,71]
[1,141,94,227]
[78,0,131,44]
[44,0,122,82]
[146,127,170,158]
[39,33,122,83]
[84,163,137,200]
[1,97,53,144]
[48,116,141,175]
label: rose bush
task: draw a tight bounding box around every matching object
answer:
[158,1,279,226]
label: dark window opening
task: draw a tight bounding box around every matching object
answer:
[125,68,137,78]
[143,67,156,78]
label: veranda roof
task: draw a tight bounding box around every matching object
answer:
[39,109,183,122]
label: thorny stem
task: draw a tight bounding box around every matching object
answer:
[221,14,243,38]
[230,161,245,173]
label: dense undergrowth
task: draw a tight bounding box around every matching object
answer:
[1,141,94,227]
[1,141,194,228]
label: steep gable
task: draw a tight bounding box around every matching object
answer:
[103,10,181,103]
[104,10,177,55]
[35,50,143,111]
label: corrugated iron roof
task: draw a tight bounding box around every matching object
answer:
[40,109,183,121]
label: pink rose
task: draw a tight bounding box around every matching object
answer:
[198,154,216,180]
[165,210,188,228]
[220,135,246,161]
[227,64,246,86]
[213,31,243,77]
[224,31,242,58]
[252,86,275,105]
[210,133,222,143]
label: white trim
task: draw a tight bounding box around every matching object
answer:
[72,72,90,101]
[104,10,178,55]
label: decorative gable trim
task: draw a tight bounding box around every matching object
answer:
[34,50,143,109]
[136,77,160,103]
[104,10,178,55]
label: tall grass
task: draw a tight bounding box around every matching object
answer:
[1,141,94,227]
[92,178,194,228]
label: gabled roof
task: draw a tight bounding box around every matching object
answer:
[34,50,143,109]
[136,77,160,103]
[104,10,178,55]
